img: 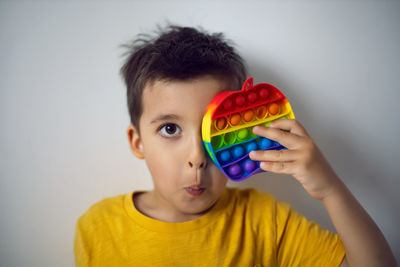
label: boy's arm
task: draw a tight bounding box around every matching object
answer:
[249,119,397,267]
[322,176,395,267]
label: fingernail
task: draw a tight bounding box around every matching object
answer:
[260,162,266,168]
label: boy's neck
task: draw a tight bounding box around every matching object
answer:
[133,190,210,223]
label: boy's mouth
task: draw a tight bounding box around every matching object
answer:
[185,186,206,196]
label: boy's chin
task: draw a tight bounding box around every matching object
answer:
[179,196,217,216]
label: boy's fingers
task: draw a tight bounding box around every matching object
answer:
[269,119,309,137]
[252,125,303,149]
[249,149,299,162]
[259,161,296,175]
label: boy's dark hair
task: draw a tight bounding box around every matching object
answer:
[119,24,247,134]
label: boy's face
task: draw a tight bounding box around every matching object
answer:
[127,75,231,221]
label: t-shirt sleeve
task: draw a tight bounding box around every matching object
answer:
[74,214,92,267]
[275,201,345,266]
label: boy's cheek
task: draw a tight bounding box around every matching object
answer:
[209,163,227,179]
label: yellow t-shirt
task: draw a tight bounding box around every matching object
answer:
[74,187,345,267]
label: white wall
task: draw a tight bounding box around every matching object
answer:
[1,1,399,266]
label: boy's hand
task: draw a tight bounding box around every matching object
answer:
[249,119,340,201]
[249,119,398,266]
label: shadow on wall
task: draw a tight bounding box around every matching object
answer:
[228,60,400,247]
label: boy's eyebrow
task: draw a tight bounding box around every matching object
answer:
[150,114,182,124]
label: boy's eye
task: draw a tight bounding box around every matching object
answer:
[159,123,181,137]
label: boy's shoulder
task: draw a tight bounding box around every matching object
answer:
[76,192,132,228]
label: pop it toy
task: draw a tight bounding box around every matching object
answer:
[202,77,295,181]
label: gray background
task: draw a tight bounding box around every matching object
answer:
[1,0,399,266]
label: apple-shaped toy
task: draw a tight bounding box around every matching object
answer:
[202,77,295,181]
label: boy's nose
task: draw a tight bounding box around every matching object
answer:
[187,135,208,169]
[188,161,207,169]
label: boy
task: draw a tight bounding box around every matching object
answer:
[74,25,397,266]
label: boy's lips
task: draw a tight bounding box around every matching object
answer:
[185,186,206,196]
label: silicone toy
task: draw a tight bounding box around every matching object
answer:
[202,77,295,181]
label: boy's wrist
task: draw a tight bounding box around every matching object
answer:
[319,172,347,203]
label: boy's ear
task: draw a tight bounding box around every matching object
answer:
[127,124,144,159]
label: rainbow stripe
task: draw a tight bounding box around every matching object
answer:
[202,77,295,181]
